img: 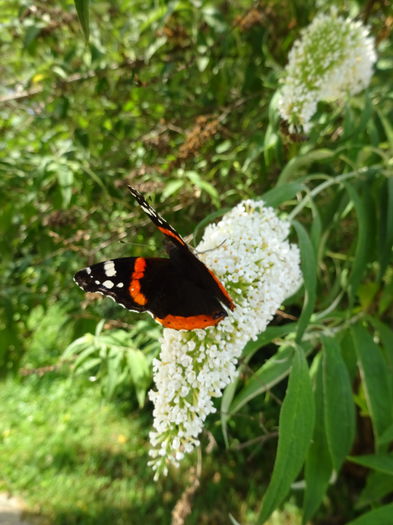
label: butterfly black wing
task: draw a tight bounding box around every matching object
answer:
[74,256,228,329]
[74,187,235,330]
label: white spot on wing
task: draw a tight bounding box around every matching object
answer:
[116,282,124,288]
[103,280,114,289]
[104,260,116,277]
[95,280,100,285]
[86,267,91,275]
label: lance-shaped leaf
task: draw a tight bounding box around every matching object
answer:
[322,335,356,471]
[258,345,315,522]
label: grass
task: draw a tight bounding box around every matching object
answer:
[0,371,306,524]
[0,373,175,524]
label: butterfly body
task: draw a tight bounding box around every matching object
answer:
[74,187,235,330]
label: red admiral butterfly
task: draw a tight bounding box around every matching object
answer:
[74,186,235,330]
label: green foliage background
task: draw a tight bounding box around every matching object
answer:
[0,0,392,524]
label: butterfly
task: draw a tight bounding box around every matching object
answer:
[74,186,235,330]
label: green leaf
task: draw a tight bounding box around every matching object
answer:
[277,149,334,185]
[310,199,322,255]
[378,175,393,279]
[351,324,393,444]
[322,335,356,471]
[376,106,393,152]
[242,323,297,361]
[343,183,370,302]
[378,280,393,316]
[357,471,393,507]
[379,423,393,446]
[262,181,306,208]
[292,221,317,342]
[370,319,393,373]
[23,25,42,51]
[348,454,393,476]
[230,344,294,415]
[258,345,315,523]
[161,180,184,199]
[221,324,298,444]
[340,329,358,382]
[57,164,74,208]
[74,0,90,41]
[346,504,393,525]
[127,349,149,384]
[186,171,219,204]
[303,356,332,523]
[263,124,280,168]
[221,379,238,448]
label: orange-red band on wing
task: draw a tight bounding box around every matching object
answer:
[207,268,235,310]
[129,257,148,305]
[158,226,186,246]
[155,313,225,330]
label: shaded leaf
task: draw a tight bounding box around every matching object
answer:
[343,183,370,302]
[292,221,317,342]
[258,345,314,523]
[278,149,334,185]
[303,356,332,523]
[221,323,298,444]
[379,423,393,446]
[346,504,393,525]
[74,0,90,40]
[348,454,393,476]
[377,175,393,279]
[262,181,306,208]
[322,335,356,471]
[357,471,393,508]
[230,345,294,415]
[242,323,297,361]
[352,324,393,444]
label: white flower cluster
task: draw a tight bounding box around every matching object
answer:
[277,9,376,132]
[148,200,302,477]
